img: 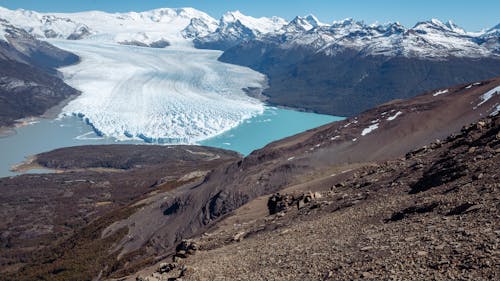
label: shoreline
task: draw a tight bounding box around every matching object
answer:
[0,93,80,139]
[10,155,61,174]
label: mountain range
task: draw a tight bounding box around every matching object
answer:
[1,6,499,119]
[1,6,499,58]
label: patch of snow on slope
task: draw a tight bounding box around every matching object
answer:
[478,86,500,106]
[52,40,266,143]
[0,26,6,41]
[490,104,500,116]
[387,111,403,121]
[433,89,449,96]
[361,123,379,136]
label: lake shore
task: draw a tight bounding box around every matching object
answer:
[0,93,79,139]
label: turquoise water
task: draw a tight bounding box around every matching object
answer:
[200,107,342,155]
[0,108,342,177]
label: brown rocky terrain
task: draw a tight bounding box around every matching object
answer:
[0,20,80,129]
[137,113,499,280]
[0,145,240,280]
[0,77,499,280]
[122,78,499,281]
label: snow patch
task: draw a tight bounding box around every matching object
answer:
[0,26,7,42]
[361,123,379,136]
[387,111,403,121]
[490,104,500,116]
[478,86,500,106]
[433,89,449,96]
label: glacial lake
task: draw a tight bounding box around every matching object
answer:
[0,108,341,177]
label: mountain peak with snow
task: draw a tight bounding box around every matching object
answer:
[220,10,286,34]
[0,6,499,58]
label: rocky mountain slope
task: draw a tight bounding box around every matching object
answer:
[1,78,498,280]
[219,19,500,116]
[144,105,500,281]
[0,20,79,127]
[0,145,240,280]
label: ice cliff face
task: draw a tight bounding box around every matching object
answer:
[52,40,266,143]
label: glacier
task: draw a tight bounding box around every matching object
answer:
[51,40,266,143]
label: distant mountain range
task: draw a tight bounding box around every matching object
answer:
[1,6,500,118]
[1,7,498,57]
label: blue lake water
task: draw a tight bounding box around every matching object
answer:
[0,107,341,178]
[200,107,342,155]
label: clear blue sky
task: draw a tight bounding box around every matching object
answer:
[0,0,498,31]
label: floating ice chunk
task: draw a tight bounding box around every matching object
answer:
[433,89,449,96]
[387,111,403,121]
[477,86,500,107]
[361,123,379,136]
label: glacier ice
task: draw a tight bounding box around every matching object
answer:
[51,40,266,144]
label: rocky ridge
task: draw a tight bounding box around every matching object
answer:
[0,20,79,127]
[133,107,500,281]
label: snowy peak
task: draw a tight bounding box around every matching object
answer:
[445,20,466,34]
[270,16,499,59]
[1,6,499,58]
[479,23,500,53]
[192,10,287,50]
[220,10,286,34]
[487,23,500,33]
[182,17,218,38]
[0,6,95,40]
[281,14,324,33]
[0,6,218,45]
[413,18,466,35]
[304,15,324,27]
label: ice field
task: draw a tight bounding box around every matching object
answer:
[51,40,266,143]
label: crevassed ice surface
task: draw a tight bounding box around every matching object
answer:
[51,40,265,143]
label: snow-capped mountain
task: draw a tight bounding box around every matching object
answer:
[279,15,325,34]
[0,6,218,46]
[479,24,500,54]
[218,17,500,117]
[1,5,499,58]
[0,6,94,40]
[181,17,218,39]
[255,18,497,59]
[0,19,79,127]
[194,11,287,50]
